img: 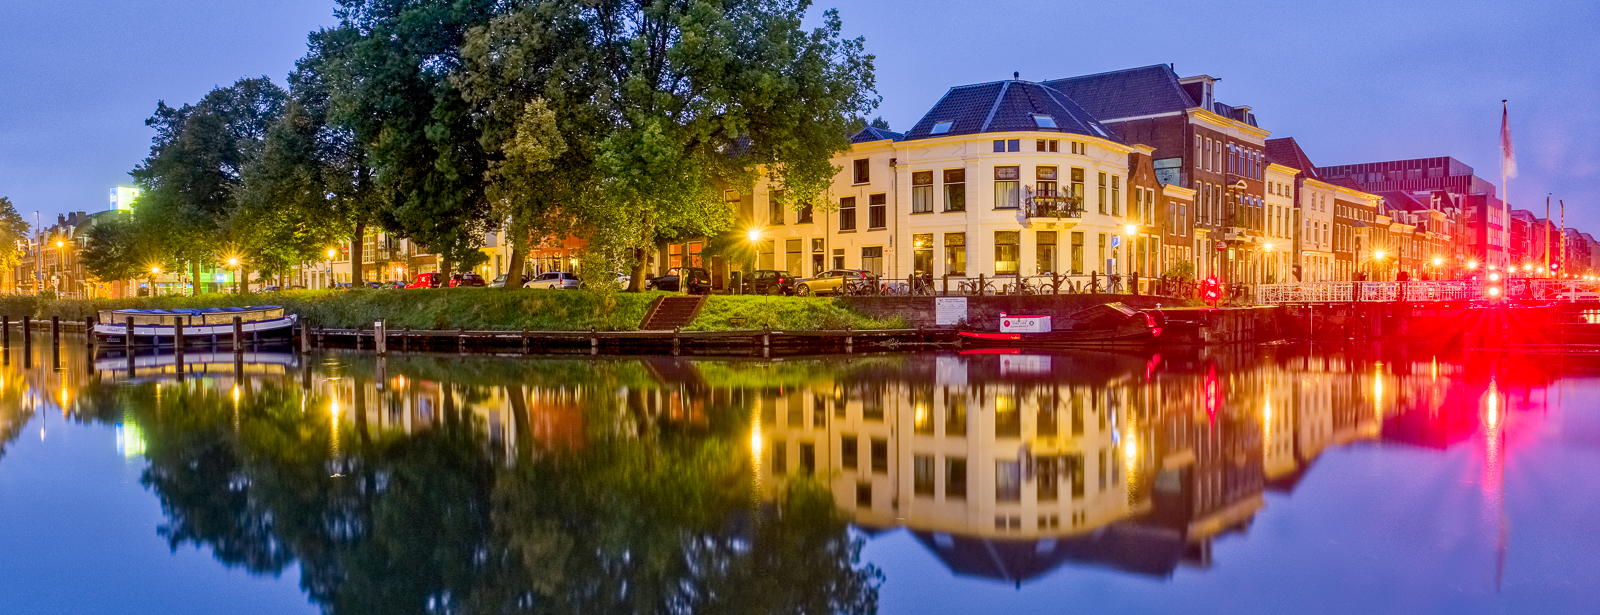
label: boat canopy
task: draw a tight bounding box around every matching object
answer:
[97,306,288,326]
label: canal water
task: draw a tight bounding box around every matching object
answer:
[2,340,1598,614]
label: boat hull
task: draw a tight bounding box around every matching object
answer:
[958,325,1160,348]
[93,315,297,346]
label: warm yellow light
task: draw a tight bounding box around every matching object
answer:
[747,228,762,242]
[227,258,239,267]
[55,240,64,248]
[327,248,337,259]
[1432,257,1443,267]
[1489,272,1501,282]
[1262,242,1275,252]
[751,420,763,455]
[1467,260,1479,270]
[1124,224,1137,236]
[1373,250,1387,260]
[1488,286,1502,297]
[151,266,162,275]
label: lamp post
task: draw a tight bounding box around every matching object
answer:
[227,257,241,294]
[1262,242,1275,285]
[1431,256,1444,280]
[326,248,337,289]
[150,266,163,296]
[746,227,763,294]
[1369,249,1388,281]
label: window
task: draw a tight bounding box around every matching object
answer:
[1037,139,1059,152]
[832,248,844,269]
[773,441,787,474]
[943,169,966,212]
[1008,139,1019,152]
[945,389,967,435]
[1111,175,1121,216]
[1036,165,1058,204]
[944,233,966,276]
[995,393,1020,436]
[914,455,936,495]
[931,120,953,134]
[769,190,785,225]
[856,482,871,508]
[839,196,856,231]
[1033,114,1056,128]
[1098,233,1106,273]
[861,246,883,276]
[913,234,933,275]
[1037,393,1058,437]
[869,438,888,474]
[868,193,887,229]
[1038,456,1059,501]
[1098,172,1108,214]
[1070,168,1084,211]
[994,166,1020,209]
[786,239,802,276]
[853,159,870,184]
[1036,231,1057,275]
[996,460,1021,502]
[1070,231,1084,274]
[994,140,1005,153]
[946,457,968,498]
[798,201,814,224]
[912,171,934,213]
[1133,186,1143,224]
[994,231,1019,275]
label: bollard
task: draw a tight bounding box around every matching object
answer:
[589,326,598,356]
[458,328,466,354]
[762,325,771,350]
[521,328,529,355]
[233,316,243,352]
[942,274,949,296]
[375,320,387,355]
[672,326,681,355]
[126,316,135,351]
[977,273,985,296]
[845,325,854,354]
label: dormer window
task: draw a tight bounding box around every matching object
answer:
[1032,114,1057,129]
[930,121,953,135]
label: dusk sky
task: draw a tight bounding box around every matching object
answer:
[3,0,1597,228]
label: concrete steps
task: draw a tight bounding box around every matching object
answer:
[640,296,706,331]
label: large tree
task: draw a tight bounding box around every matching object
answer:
[0,197,30,288]
[314,0,500,276]
[457,0,878,290]
[131,77,288,294]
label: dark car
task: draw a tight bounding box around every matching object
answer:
[648,267,712,294]
[746,270,796,295]
[449,273,487,287]
[795,269,876,296]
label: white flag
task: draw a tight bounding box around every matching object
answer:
[1501,102,1517,179]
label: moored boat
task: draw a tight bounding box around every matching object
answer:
[93,306,297,346]
[957,303,1161,348]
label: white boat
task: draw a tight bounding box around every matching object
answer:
[93,306,297,346]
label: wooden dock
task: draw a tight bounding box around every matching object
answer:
[296,323,954,357]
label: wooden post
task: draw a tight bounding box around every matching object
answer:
[233,316,243,352]
[22,316,31,346]
[85,316,95,347]
[375,320,387,355]
[942,274,949,296]
[590,326,598,356]
[126,316,135,351]
[845,325,853,354]
[173,315,185,351]
[762,325,771,351]
[300,321,311,353]
[2,316,9,348]
[672,326,681,356]
[520,328,529,355]
[458,327,466,354]
[51,316,59,346]
[977,273,985,296]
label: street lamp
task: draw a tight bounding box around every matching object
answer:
[226,257,242,293]
[150,265,162,296]
[326,248,337,289]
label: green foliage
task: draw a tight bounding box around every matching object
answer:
[1164,259,1196,281]
[78,212,159,283]
[686,295,905,331]
[0,197,30,272]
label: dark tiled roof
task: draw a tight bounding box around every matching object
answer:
[909,526,1186,584]
[1042,65,1196,121]
[901,80,1123,144]
[1374,191,1429,212]
[1327,176,1368,192]
[1265,138,1319,179]
[850,126,904,144]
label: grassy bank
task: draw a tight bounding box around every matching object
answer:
[0,289,900,332]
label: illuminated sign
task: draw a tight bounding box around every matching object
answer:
[109,186,142,211]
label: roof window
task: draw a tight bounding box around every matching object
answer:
[930,121,953,134]
[1032,115,1057,129]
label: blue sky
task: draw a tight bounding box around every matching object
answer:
[2,0,1596,228]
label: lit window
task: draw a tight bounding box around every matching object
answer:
[1033,115,1057,129]
[931,121,953,134]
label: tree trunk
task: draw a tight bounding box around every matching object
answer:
[190,260,201,296]
[351,220,366,285]
[628,247,647,292]
[656,238,670,277]
[504,227,527,290]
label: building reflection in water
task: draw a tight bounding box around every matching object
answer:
[0,337,1571,609]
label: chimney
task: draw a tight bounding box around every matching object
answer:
[57,214,66,226]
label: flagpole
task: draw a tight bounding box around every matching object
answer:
[1560,199,1566,276]
[1546,195,1552,277]
[1500,100,1513,269]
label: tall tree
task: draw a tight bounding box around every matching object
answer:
[0,197,30,288]
[457,0,878,291]
[131,77,288,294]
[79,212,163,294]
[316,0,499,276]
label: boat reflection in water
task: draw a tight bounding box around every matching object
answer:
[0,338,1578,612]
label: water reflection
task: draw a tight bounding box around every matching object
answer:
[0,339,1580,612]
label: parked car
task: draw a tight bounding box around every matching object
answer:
[794,269,876,296]
[491,273,530,288]
[332,282,355,290]
[524,271,581,290]
[365,281,386,289]
[746,269,797,295]
[259,285,281,293]
[450,273,487,287]
[648,267,711,294]
[406,272,446,289]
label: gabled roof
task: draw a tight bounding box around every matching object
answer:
[901,79,1123,144]
[849,126,904,144]
[1042,65,1196,121]
[1374,191,1429,212]
[1265,138,1320,179]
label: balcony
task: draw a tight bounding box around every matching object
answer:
[1026,190,1084,219]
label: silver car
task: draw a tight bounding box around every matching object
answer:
[524,272,581,289]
